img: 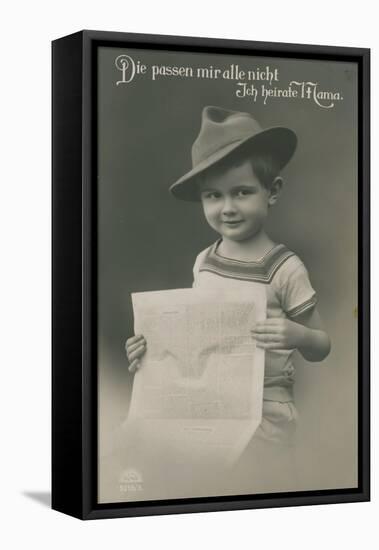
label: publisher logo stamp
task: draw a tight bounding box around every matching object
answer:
[119,468,144,493]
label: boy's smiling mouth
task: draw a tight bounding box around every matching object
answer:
[223,220,244,225]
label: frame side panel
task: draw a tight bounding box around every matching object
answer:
[52,32,84,519]
[360,49,370,500]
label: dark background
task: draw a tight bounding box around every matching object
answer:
[97,46,358,497]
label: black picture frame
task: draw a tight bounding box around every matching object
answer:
[52,30,370,520]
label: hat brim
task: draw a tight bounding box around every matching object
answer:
[169,127,297,201]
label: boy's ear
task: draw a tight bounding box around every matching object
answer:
[268,177,284,206]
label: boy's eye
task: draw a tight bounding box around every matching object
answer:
[236,189,254,197]
[202,191,221,200]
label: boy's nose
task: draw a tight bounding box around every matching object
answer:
[221,197,237,215]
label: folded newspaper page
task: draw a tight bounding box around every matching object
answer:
[122,287,266,490]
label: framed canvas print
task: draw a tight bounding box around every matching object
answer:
[52,30,370,519]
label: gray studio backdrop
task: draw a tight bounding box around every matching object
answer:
[97,46,357,502]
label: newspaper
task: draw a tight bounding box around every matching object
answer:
[124,288,266,475]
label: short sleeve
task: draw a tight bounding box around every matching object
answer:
[192,257,200,288]
[280,260,317,318]
[192,248,209,288]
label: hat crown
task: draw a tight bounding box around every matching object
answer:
[169,105,297,201]
[192,106,263,166]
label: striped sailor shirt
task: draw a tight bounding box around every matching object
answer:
[192,240,317,403]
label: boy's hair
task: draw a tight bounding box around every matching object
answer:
[196,149,281,198]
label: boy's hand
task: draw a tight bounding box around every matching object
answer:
[251,319,307,351]
[125,334,147,373]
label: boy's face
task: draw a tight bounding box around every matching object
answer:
[199,159,272,243]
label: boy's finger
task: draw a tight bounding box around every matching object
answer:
[126,334,144,346]
[126,340,146,354]
[253,319,283,328]
[251,326,278,334]
[251,326,264,333]
[128,345,146,362]
[128,359,140,373]
[256,342,282,350]
[253,334,281,343]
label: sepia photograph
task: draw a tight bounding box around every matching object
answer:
[95,41,362,504]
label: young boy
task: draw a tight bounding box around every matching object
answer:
[125,106,331,492]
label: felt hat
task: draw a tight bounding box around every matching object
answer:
[169,106,297,201]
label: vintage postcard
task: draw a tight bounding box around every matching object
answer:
[96,45,358,503]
